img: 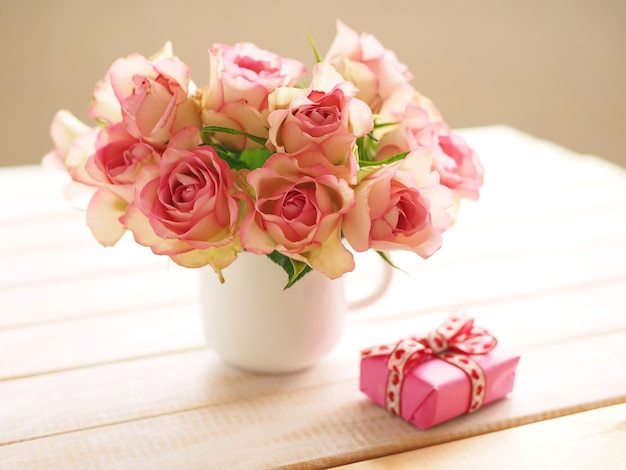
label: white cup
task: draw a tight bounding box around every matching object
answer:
[200,252,392,374]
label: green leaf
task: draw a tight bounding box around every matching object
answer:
[239,147,272,170]
[209,145,249,170]
[267,251,313,289]
[366,131,379,142]
[201,125,267,147]
[356,135,376,162]
[376,250,408,275]
[306,27,322,63]
[358,151,409,167]
[373,120,400,130]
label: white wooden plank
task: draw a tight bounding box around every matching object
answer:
[0,302,204,380]
[352,238,626,321]
[0,268,198,328]
[0,211,98,257]
[344,275,626,351]
[1,275,625,446]
[0,330,624,469]
[0,167,85,220]
[0,234,166,287]
[459,125,626,186]
[3,209,624,328]
[0,166,70,204]
[2,237,625,379]
[337,403,626,469]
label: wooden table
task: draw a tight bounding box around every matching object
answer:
[1,126,625,469]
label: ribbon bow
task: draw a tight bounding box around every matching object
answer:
[386,312,497,375]
[361,312,498,417]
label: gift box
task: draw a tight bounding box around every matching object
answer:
[359,313,520,430]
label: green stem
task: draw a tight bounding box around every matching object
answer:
[201,126,267,147]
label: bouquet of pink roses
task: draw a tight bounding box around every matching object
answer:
[45,21,483,288]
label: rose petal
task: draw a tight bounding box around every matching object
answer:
[86,188,128,246]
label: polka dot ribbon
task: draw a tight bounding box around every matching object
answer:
[361,312,498,417]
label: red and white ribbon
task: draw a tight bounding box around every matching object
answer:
[361,312,497,417]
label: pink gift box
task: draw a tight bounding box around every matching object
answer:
[359,316,520,430]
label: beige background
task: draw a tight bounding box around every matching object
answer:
[1,0,624,168]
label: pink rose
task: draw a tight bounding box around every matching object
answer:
[43,110,100,186]
[342,150,453,258]
[435,133,484,201]
[43,110,92,168]
[95,44,200,146]
[42,111,130,247]
[43,111,120,241]
[267,63,373,181]
[88,69,123,125]
[379,86,444,124]
[199,98,269,150]
[241,152,355,279]
[85,123,161,203]
[88,42,180,124]
[374,104,484,200]
[77,124,162,248]
[375,104,439,161]
[58,122,163,249]
[47,116,99,191]
[123,128,248,275]
[207,42,307,111]
[200,43,307,150]
[324,21,413,113]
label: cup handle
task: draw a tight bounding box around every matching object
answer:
[347,261,393,311]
